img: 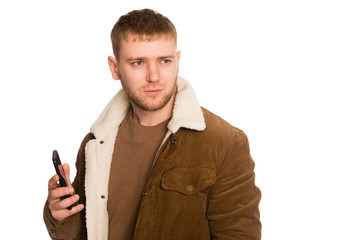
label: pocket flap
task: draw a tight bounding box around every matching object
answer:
[161,168,216,195]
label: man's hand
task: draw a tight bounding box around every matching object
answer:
[47,163,84,221]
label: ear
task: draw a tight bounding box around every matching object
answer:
[108,56,120,80]
[176,50,181,70]
[176,50,181,62]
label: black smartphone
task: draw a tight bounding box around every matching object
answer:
[52,150,72,209]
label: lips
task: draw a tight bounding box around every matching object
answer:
[144,89,162,96]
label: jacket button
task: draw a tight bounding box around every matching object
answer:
[142,192,147,196]
[187,185,194,192]
[101,195,105,199]
[100,140,104,144]
[171,139,177,144]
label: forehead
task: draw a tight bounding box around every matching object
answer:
[119,33,177,58]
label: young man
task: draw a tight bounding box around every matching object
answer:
[44,9,261,240]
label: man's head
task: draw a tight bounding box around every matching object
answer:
[110,9,177,60]
[108,9,180,113]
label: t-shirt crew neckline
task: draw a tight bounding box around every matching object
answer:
[123,107,171,141]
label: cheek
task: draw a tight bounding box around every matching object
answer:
[161,65,178,80]
[120,77,135,91]
[118,66,132,83]
[120,65,147,81]
[119,72,143,92]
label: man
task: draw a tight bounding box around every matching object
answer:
[44,9,261,240]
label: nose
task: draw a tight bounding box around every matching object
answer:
[146,63,160,82]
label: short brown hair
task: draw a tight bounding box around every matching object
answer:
[110,9,177,60]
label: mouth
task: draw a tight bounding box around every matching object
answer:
[144,89,162,96]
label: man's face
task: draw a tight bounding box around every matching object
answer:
[109,34,180,112]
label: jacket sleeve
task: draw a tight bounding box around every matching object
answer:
[207,131,262,240]
[43,201,82,240]
[43,133,94,240]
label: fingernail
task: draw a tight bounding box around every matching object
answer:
[68,188,74,194]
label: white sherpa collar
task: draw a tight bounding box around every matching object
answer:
[90,76,206,138]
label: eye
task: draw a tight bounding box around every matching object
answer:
[162,59,171,64]
[133,61,143,66]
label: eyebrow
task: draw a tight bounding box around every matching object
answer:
[159,55,175,59]
[126,55,175,62]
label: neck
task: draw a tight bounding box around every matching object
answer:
[130,95,175,126]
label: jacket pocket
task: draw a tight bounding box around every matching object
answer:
[161,168,216,196]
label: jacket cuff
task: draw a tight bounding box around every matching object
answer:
[43,200,80,239]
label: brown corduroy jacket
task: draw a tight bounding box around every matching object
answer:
[44,77,261,240]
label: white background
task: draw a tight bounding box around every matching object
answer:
[1,0,359,239]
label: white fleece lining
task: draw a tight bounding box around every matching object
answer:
[84,76,205,239]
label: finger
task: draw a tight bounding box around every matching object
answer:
[48,174,60,190]
[53,194,80,210]
[71,203,84,214]
[62,163,70,177]
[49,193,78,212]
[62,163,72,186]
[51,203,84,221]
[48,186,74,202]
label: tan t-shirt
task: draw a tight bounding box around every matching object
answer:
[107,109,169,240]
